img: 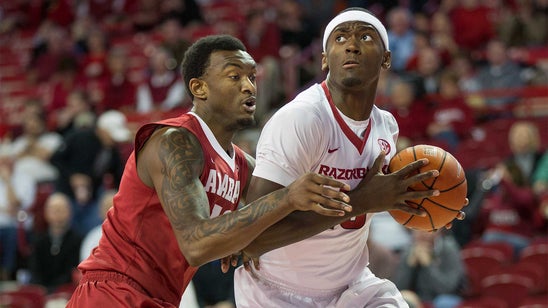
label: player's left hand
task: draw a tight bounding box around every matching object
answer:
[443,197,469,230]
[220,253,240,273]
[242,251,260,272]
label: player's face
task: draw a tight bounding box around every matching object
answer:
[200,50,257,129]
[322,21,390,89]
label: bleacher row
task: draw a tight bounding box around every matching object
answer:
[456,239,548,308]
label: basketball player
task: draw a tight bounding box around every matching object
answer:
[66,35,353,308]
[233,8,467,307]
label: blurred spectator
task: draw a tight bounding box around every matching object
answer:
[79,189,115,262]
[27,23,77,84]
[387,79,430,142]
[393,229,465,308]
[276,0,318,49]
[3,110,63,184]
[160,0,204,28]
[429,11,459,59]
[449,52,481,94]
[386,7,416,72]
[28,192,82,293]
[97,47,138,114]
[136,47,187,114]
[475,39,525,108]
[50,111,129,234]
[157,17,191,69]
[241,8,283,122]
[131,0,162,32]
[426,70,475,150]
[0,158,36,280]
[446,0,496,52]
[77,28,110,88]
[410,46,444,96]
[497,0,548,47]
[368,212,412,280]
[532,150,548,231]
[53,89,96,137]
[46,57,86,126]
[477,121,544,257]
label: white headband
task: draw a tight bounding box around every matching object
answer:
[322,10,389,52]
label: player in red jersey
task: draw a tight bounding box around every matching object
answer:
[66,35,353,308]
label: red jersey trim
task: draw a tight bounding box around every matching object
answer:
[321,81,371,155]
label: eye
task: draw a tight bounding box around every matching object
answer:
[335,35,347,43]
[230,74,240,80]
[362,34,372,41]
[248,74,257,83]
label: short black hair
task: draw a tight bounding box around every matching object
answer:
[181,35,247,99]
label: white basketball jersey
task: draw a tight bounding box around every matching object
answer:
[253,81,399,291]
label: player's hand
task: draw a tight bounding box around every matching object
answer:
[351,152,439,216]
[286,172,352,217]
[220,253,240,273]
[443,197,469,230]
[241,251,260,272]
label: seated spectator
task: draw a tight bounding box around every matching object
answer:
[474,39,525,109]
[477,121,544,257]
[27,22,77,84]
[50,111,129,235]
[79,189,116,262]
[157,17,191,69]
[28,192,82,293]
[532,150,548,233]
[386,6,416,72]
[446,0,496,52]
[497,0,547,47]
[426,70,475,151]
[97,47,137,114]
[393,229,465,308]
[2,110,62,184]
[387,79,430,142]
[0,158,36,281]
[136,47,187,114]
[53,89,96,137]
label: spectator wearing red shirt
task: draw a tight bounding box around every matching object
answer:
[136,47,186,114]
[426,70,475,151]
[97,47,137,114]
[388,79,430,143]
[447,0,495,52]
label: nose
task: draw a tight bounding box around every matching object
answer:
[345,37,361,54]
[242,76,257,95]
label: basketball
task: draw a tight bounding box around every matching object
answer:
[387,144,467,232]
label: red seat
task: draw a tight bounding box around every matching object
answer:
[481,273,535,308]
[518,295,548,308]
[519,243,548,294]
[461,242,514,296]
[0,294,34,308]
[0,284,47,308]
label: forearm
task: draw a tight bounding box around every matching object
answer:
[182,188,295,266]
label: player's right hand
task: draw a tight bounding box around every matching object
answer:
[351,152,439,216]
[286,173,352,217]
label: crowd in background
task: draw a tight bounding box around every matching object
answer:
[0,0,546,307]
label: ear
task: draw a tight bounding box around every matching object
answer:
[381,51,392,70]
[321,52,329,71]
[189,78,207,100]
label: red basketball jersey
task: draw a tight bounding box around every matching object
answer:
[78,112,249,305]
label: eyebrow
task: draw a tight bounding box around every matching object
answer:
[333,23,377,34]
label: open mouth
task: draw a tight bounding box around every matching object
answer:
[243,97,256,107]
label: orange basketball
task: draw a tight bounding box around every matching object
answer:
[387,144,467,232]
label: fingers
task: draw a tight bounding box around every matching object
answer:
[220,256,231,273]
[392,202,426,217]
[395,158,430,177]
[309,202,347,217]
[372,151,387,174]
[313,174,351,192]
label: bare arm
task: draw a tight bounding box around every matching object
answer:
[243,153,442,258]
[137,127,351,267]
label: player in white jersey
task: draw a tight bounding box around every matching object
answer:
[233,8,467,307]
